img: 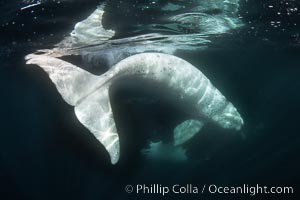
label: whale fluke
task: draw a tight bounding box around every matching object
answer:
[74,86,120,164]
[25,54,120,164]
[25,54,100,106]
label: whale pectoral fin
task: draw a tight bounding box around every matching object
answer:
[74,87,120,164]
[173,119,204,146]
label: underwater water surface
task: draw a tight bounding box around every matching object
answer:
[0,0,300,199]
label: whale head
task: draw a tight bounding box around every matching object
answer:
[212,102,244,131]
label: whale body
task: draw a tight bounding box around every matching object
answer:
[25,52,243,164]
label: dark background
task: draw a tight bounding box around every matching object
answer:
[0,0,299,199]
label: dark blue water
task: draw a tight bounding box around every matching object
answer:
[0,0,299,199]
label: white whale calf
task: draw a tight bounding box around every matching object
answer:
[25,53,243,164]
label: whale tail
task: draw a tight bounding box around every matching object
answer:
[25,54,120,164]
